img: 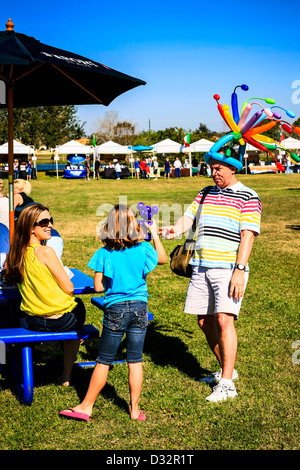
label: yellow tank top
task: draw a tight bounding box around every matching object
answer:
[18,244,77,317]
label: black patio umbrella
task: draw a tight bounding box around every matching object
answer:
[0,18,146,240]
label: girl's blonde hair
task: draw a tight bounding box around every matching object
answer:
[0,179,5,194]
[14,179,32,195]
[99,204,143,250]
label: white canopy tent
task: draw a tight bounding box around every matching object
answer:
[152,139,186,154]
[189,138,214,153]
[0,139,34,155]
[55,139,92,155]
[280,137,300,149]
[96,140,131,155]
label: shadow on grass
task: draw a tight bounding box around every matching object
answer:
[0,322,209,407]
[143,322,210,380]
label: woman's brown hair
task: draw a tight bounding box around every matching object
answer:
[3,203,49,284]
[99,204,143,250]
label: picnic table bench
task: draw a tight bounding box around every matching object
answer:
[0,268,98,405]
[0,324,99,405]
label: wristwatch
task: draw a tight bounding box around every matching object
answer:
[235,264,246,271]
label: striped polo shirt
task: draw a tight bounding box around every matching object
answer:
[184,182,261,269]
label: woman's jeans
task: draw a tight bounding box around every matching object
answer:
[25,297,86,332]
[97,300,148,365]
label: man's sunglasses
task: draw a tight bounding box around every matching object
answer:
[34,217,53,227]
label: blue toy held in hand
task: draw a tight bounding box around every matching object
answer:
[137,202,159,241]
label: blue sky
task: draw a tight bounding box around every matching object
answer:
[2,0,300,136]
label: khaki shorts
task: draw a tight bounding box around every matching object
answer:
[184,266,249,318]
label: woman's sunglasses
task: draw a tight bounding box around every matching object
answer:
[34,217,53,228]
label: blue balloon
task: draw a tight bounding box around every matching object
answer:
[231,93,240,124]
[204,133,243,171]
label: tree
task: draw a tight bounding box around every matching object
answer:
[0,105,85,149]
[94,110,137,145]
[191,122,217,141]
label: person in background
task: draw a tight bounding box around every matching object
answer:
[145,159,151,179]
[26,159,32,181]
[196,161,202,177]
[13,179,34,211]
[115,160,121,180]
[153,157,158,180]
[174,157,182,178]
[164,158,171,179]
[139,158,146,179]
[14,159,19,179]
[60,204,166,422]
[86,156,91,180]
[134,158,140,179]
[95,157,100,180]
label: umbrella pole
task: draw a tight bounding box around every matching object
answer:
[7,82,14,244]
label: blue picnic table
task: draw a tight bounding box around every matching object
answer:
[0,268,99,404]
[0,269,154,405]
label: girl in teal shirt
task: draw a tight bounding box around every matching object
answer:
[61,204,166,422]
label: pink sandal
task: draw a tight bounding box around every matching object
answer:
[59,408,90,422]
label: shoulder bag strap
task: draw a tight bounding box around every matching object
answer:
[186,185,213,241]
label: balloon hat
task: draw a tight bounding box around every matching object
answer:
[204,85,299,172]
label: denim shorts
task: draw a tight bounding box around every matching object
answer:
[97,300,148,365]
[25,297,86,332]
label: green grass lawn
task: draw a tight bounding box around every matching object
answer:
[0,172,299,451]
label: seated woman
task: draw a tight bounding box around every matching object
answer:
[13,179,34,211]
[3,203,86,386]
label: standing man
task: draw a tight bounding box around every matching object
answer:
[164,158,171,178]
[86,156,91,181]
[134,158,140,179]
[174,157,182,178]
[153,157,158,180]
[139,158,146,179]
[95,157,100,180]
[160,147,261,402]
[115,160,121,180]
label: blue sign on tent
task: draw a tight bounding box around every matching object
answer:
[129,145,153,152]
[67,154,86,164]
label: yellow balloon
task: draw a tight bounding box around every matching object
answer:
[252,134,275,144]
[222,105,245,145]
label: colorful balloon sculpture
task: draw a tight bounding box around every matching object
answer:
[137,202,159,241]
[204,85,300,171]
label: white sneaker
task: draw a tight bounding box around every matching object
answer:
[206,382,238,403]
[199,368,239,384]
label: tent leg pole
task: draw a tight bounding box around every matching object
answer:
[7,83,14,244]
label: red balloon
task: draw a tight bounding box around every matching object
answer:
[213,94,220,101]
[277,162,285,172]
[282,124,293,134]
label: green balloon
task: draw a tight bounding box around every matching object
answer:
[291,152,300,163]
[265,98,276,104]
